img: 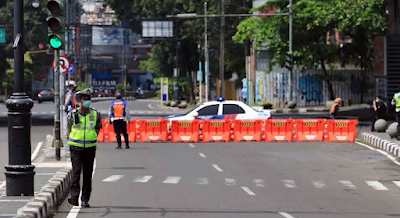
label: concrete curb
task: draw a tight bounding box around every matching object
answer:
[361,133,400,157]
[91,97,136,102]
[14,168,72,218]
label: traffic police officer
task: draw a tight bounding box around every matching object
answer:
[64,81,77,113]
[67,88,102,208]
[108,93,130,149]
[392,90,400,140]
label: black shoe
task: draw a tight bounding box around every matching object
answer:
[81,201,90,208]
[125,146,130,149]
[68,198,79,206]
[116,146,122,149]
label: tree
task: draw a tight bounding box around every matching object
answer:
[233,0,387,101]
[2,53,33,96]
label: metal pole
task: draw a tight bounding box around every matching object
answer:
[219,0,225,97]
[54,50,61,161]
[5,0,35,196]
[174,21,180,103]
[204,2,209,102]
[288,0,293,102]
[122,27,126,94]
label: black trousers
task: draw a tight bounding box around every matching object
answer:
[113,119,129,147]
[396,112,400,139]
[70,146,96,202]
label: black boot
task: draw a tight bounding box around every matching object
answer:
[116,145,122,149]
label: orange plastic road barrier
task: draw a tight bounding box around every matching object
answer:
[128,120,137,143]
[170,120,200,143]
[97,119,108,143]
[295,119,326,142]
[265,119,294,142]
[202,120,231,143]
[233,120,263,142]
[138,119,169,143]
[107,120,131,143]
[326,119,358,143]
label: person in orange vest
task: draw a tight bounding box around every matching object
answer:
[108,93,130,149]
[64,82,77,113]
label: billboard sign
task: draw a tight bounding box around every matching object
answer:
[142,21,173,38]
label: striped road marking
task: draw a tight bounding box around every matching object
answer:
[339,180,357,189]
[163,176,181,184]
[312,180,326,189]
[241,186,256,196]
[254,179,265,187]
[282,180,297,188]
[199,153,207,158]
[366,181,388,190]
[195,177,209,185]
[134,175,153,183]
[102,175,124,182]
[279,212,295,218]
[189,143,195,148]
[225,178,236,186]
[212,164,223,172]
[393,181,400,188]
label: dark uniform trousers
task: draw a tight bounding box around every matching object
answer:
[70,146,96,202]
[113,119,129,147]
[396,112,400,139]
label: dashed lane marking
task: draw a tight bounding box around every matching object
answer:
[254,179,265,187]
[102,175,124,182]
[366,181,388,191]
[212,164,223,172]
[195,178,209,185]
[282,180,297,188]
[312,180,326,189]
[339,180,357,189]
[225,178,236,187]
[199,153,207,158]
[189,143,195,148]
[134,175,153,183]
[241,186,256,196]
[393,181,400,188]
[279,212,296,218]
[163,176,181,184]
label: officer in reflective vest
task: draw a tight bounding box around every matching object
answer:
[108,93,130,149]
[392,90,400,140]
[67,88,102,208]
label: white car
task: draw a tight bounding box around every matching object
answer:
[166,98,271,121]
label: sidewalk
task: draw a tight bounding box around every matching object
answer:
[0,136,72,218]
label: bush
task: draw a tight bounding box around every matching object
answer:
[77,82,88,91]
[116,84,124,93]
[261,101,274,109]
[125,83,132,91]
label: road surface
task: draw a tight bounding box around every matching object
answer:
[52,141,400,218]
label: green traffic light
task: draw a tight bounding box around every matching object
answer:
[49,35,62,49]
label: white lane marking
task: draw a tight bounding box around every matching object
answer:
[0,200,30,202]
[212,164,223,172]
[102,175,124,182]
[339,180,357,189]
[254,179,265,187]
[312,180,326,189]
[356,142,400,166]
[0,214,18,217]
[134,175,153,183]
[31,142,43,161]
[189,143,195,148]
[66,159,96,218]
[392,181,400,188]
[366,181,388,191]
[199,153,207,158]
[163,176,181,184]
[225,178,236,186]
[148,104,154,109]
[282,180,297,188]
[195,177,209,185]
[279,212,296,218]
[241,186,256,196]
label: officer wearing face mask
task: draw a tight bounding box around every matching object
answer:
[67,88,102,208]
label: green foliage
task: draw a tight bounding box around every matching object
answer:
[261,101,274,109]
[77,82,88,92]
[116,83,124,93]
[125,83,132,91]
[2,53,33,89]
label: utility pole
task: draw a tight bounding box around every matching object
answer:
[204,2,209,102]
[5,0,35,196]
[288,0,294,102]
[219,0,226,97]
[54,50,61,161]
[122,27,126,95]
[174,21,180,103]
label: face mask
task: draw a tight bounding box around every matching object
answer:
[82,100,92,108]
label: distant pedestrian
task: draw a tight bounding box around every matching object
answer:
[329,98,341,119]
[241,87,247,103]
[391,89,400,140]
[67,88,102,208]
[64,81,77,113]
[109,93,130,149]
[371,96,387,132]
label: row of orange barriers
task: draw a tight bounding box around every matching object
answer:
[98,119,358,144]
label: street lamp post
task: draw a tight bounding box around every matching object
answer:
[5,0,35,196]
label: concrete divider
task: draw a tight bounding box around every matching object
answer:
[361,133,400,157]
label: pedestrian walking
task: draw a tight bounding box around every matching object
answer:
[241,87,247,103]
[391,90,400,140]
[67,88,102,208]
[329,98,341,119]
[109,93,130,149]
[371,96,387,132]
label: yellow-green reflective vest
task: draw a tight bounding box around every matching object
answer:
[395,93,400,108]
[68,109,98,148]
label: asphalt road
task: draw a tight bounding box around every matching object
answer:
[52,141,400,218]
[0,126,54,183]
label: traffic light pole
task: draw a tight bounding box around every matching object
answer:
[288,0,293,102]
[5,0,35,196]
[54,50,61,161]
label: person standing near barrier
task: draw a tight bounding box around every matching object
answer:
[391,90,400,140]
[109,93,130,149]
[65,82,77,134]
[371,96,387,132]
[67,88,102,208]
[329,98,341,119]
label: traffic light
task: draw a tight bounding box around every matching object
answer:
[47,0,65,49]
[285,52,293,71]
